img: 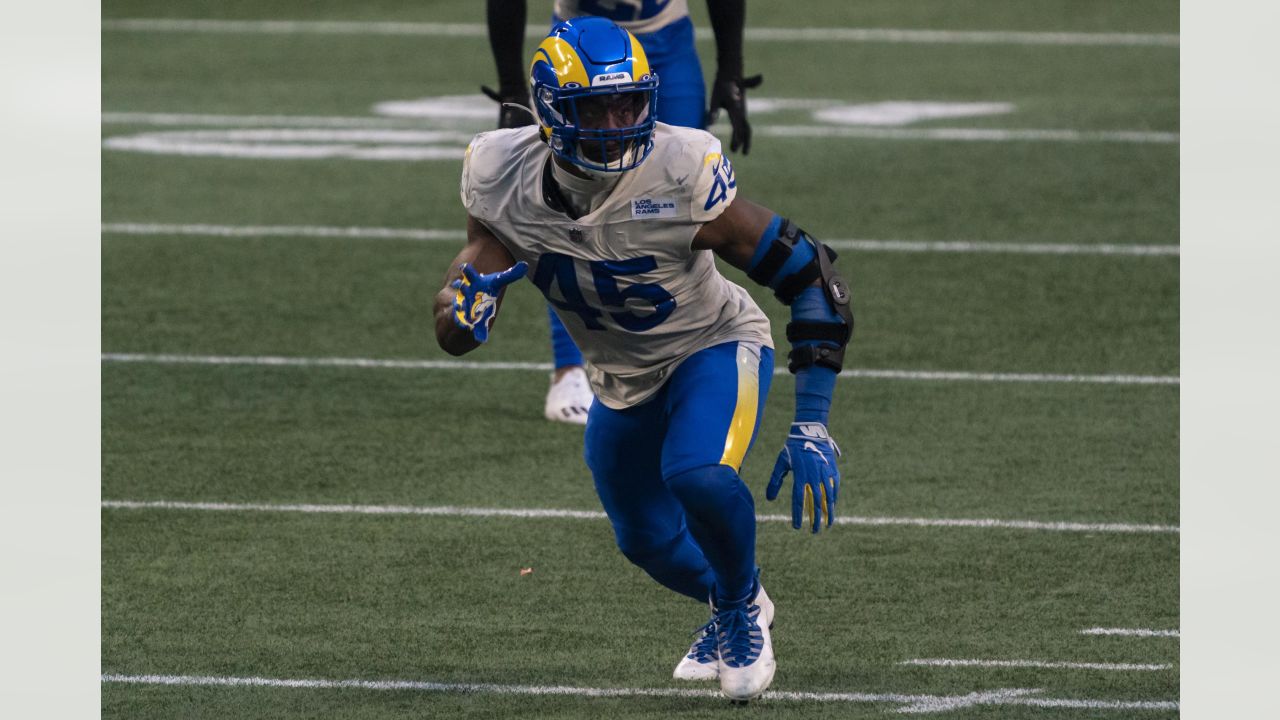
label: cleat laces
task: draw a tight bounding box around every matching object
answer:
[686,619,718,663]
[715,605,764,668]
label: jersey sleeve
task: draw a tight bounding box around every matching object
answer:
[689,137,738,224]
[460,131,501,220]
[459,134,482,217]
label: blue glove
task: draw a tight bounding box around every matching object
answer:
[767,422,841,533]
[450,261,528,343]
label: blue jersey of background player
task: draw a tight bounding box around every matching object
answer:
[482,0,762,425]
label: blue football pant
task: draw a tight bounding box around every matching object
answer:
[546,16,706,370]
[584,341,772,608]
[639,17,707,129]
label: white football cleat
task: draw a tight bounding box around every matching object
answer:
[674,583,773,682]
[755,583,775,628]
[544,367,592,425]
[673,618,719,681]
[715,592,776,700]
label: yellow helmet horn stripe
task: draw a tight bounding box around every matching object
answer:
[625,30,651,79]
[531,36,590,88]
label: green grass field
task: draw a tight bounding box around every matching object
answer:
[101,1,1179,716]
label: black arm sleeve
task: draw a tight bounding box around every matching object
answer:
[486,0,529,93]
[705,0,746,80]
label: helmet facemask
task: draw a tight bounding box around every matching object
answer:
[552,87,656,173]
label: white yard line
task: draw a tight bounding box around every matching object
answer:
[100,19,1179,47]
[100,499,1180,535]
[102,353,552,373]
[100,113,1178,146]
[103,500,608,520]
[737,27,1177,47]
[758,125,1177,144]
[838,369,1178,385]
[101,222,1179,257]
[99,673,1177,713]
[1081,628,1180,638]
[100,352,1180,387]
[102,222,467,242]
[902,658,1172,671]
[101,112,450,128]
[1009,697,1179,711]
[828,239,1178,257]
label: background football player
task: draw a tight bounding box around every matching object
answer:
[482,0,761,425]
[437,18,850,700]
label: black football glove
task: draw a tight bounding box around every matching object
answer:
[481,85,534,129]
[705,73,763,154]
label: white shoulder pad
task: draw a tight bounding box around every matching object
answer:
[687,135,737,224]
[459,130,498,217]
[460,128,538,220]
[637,125,738,224]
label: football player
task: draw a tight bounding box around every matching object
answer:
[482,0,761,426]
[436,17,851,701]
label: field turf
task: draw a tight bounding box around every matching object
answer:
[101,1,1179,717]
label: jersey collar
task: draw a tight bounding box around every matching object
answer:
[542,157,581,220]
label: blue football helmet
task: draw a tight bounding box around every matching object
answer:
[529,17,659,173]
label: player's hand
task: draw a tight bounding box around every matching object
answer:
[705,73,763,154]
[766,422,841,533]
[481,85,535,129]
[450,261,528,343]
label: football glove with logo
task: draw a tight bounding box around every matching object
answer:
[767,422,841,533]
[450,261,528,343]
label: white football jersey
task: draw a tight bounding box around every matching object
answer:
[554,0,689,36]
[461,123,773,409]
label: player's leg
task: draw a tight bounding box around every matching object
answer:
[661,340,777,698]
[584,394,716,603]
[637,17,706,129]
[544,307,592,425]
[662,341,773,607]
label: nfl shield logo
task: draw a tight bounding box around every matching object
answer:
[569,227,585,244]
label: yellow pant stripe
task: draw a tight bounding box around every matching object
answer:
[719,344,760,472]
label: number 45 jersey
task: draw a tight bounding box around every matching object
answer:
[461,122,773,409]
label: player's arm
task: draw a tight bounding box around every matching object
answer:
[434,214,528,355]
[690,195,774,266]
[694,198,855,534]
[482,0,534,128]
[704,0,761,153]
